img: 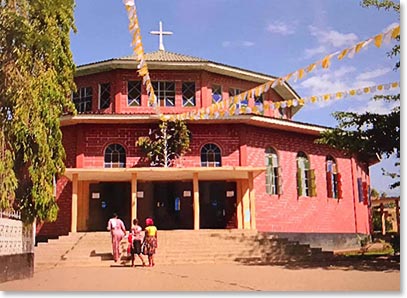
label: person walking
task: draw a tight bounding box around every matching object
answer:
[107,213,126,263]
[143,217,158,267]
[130,218,146,267]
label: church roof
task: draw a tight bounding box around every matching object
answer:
[121,50,209,63]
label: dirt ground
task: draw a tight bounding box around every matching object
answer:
[0,257,400,292]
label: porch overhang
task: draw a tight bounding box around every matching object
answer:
[64,166,266,182]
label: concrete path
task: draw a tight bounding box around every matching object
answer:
[0,260,400,291]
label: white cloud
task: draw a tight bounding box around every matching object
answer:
[266,21,295,35]
[222,40,255,48]
[304,45,327,59]
[309,25,358,48]
[347,98,399,114]
[356,67,392,81]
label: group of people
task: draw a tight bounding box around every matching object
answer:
[107,213,158,267]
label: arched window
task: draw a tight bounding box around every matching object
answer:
[265,147,281,195]
[296,152,316,197]
[201,143,221,167]
[104,144,126,168]
[326,155,342,199]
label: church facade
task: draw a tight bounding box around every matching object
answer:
[36,49,373,247]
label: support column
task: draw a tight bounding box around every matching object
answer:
[248,172,256,230]
[71,173,78,233]
[241,180,250,229]
[380,203,386,235]
[131,173,138,222]
[193,172,200,230]
[236,180,243,229]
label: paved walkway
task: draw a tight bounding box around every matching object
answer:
[0,258,400,291]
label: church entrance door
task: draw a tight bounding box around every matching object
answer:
[88,182,131,231]
[199,181,237,229]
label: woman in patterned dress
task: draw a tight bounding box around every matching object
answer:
[143,217,158,267]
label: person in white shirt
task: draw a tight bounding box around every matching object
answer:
[107,213,126,262]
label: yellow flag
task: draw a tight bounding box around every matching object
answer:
[336,92,343,99]
[323,94,330,101]
[355,42,365,53]
[337,49,349,60]
[391,82,399,88]
[306,63,316,73]
[298,98,305,105]
[321,55,331,69]
[138,66,148,76]
[298,69,305,80]
[349,90,356,96]
[363,87,370,93]
[377,85,383,91]
[264,101,270,110]
[285,73,293,81]
[274,102,281,109]
[391,26,400,39]
[310,96,317,103]
[287,100,293,107]
[374,34,383,48]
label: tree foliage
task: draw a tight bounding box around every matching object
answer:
[0,0,76,223]
[137,120,191,167]
[317,0,400,189]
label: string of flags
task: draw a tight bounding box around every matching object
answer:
[166,81,400,121]
[122,3,399,122]
[172,24,399,122]
[123,0,159,111]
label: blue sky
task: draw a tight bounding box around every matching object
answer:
[70,0,400,196]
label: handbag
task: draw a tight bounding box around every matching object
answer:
[141,241,148,255]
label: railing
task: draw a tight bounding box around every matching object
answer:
[0,209,21,220]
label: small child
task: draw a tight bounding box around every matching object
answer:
[130,218,146,267]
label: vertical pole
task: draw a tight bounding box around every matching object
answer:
[236,180,243,229]
[396,199,400,235]
[193,172,200,230]
[248,172,256,230]
[131,173,138,222]
[71,173,78,233]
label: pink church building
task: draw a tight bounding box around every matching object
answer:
[37,47,373,250]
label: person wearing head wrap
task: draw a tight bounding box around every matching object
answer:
[143,217,158,267]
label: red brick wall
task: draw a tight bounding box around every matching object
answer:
[243,125,370,234]
[74,69,292,118]
[37,122,371,237]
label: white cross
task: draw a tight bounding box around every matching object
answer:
[150,21,173,51]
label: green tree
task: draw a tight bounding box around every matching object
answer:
[317,0,400,189]
[0,0,76,223]
[137,120,191,167]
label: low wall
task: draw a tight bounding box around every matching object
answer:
[261,232,369,251]
[0,216,34,283]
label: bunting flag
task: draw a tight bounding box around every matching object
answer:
[169,24,399,122]
[167,81,399,121]
[123,0,159,112]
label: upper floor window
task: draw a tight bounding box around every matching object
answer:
[201,143,222,167]
[73,87,92,113]
[265,147,281,195]
[254,94,264,105]
[229,88,247,105]
[99,83,111,109]
[212,85,222,103]
[104,144,126,168]
[182,82,196,107]
[296,151,316,197]
[152,81,175,107]
[326,155,342,199]
[128,81,142,107]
